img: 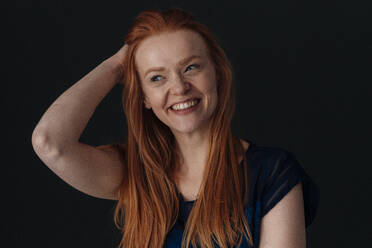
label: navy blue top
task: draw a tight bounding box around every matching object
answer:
[164,139,320,247]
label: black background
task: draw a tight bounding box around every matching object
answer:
[8,0,371,247]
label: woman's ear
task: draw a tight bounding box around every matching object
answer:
[144,98,152,109]
[141,90,152,109]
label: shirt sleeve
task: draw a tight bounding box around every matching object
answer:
[260,150,320,228]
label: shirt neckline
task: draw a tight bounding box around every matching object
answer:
[179,138,255,204]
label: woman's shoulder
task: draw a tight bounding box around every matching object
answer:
[244,141,320,228]
[245,140,293,164]
[240,138,250,151]
[241,139,302,178]
[97,143,127,158]
[116,143,127,152]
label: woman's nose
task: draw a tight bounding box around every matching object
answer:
[170,74,190,95]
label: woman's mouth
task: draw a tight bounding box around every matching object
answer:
[169,98,201,115]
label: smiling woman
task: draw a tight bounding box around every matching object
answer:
[31,7,319,248]
[135,29,218,137]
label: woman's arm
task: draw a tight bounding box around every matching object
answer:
[31,44,129,200]
[259,183,306,248]
[32,45,127,153]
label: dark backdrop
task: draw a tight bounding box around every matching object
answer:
[9,0,371,247]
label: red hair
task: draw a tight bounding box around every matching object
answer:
[114,7,254,248]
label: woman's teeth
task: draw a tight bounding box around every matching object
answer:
[171,99,199,110]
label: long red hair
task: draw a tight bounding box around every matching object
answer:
[114,7,254,248]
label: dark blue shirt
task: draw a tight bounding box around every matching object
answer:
[164,139,320,247]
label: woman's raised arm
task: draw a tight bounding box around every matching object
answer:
[31,44,128,200]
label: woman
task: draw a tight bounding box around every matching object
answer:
[31,8,319,248]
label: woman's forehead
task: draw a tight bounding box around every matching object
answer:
[135,30,209,73]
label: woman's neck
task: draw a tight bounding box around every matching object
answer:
[173,130,210,181]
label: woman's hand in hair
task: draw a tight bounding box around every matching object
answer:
[107,43,129,85]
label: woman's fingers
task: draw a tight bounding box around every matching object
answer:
[108,43,129,85]
[115,43,129,66]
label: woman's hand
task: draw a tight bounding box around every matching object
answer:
[107,43,129,85]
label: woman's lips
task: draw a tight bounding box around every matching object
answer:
[169,99,201,115]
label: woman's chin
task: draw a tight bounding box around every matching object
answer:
[169,124,200,135]
[169,121,210,136]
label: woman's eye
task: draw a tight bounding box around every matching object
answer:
[185,64,200,72]
[150,75,162,82]
[150,64,200,82]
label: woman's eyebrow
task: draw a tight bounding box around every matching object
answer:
[144,55,202,77]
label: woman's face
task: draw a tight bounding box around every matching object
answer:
[135,29,218,136]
